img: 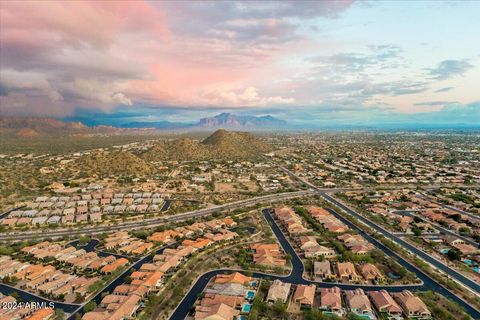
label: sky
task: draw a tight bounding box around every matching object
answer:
[0,0,479,127]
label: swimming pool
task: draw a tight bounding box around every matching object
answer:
[387,272,401,280]
[440,248,450,254]
[242,303,252,313]
[245,290,255,300]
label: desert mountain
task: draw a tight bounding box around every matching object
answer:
[0,113,287,137]
[142,129,272,161]
[0,117,87,137]
[0,116,151,138]
[198,113,286,129]
[71,151,154,177]
[121,112,287,130]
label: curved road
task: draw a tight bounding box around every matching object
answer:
[0,283,80,314]
[320,192,480,294]
[170,208,479,320]
[66,243,175,320]
[280,165,480,315]
[319,192,480,318]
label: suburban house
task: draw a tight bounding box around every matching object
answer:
[266,280,291,304]
[393,290,431,319]
[368,290,403,318]
[314,261,336,281]
[337,262,361,282]
[319,286,344,316]
[359,263,384,282]
[344,289,376,320]
[292,284,316,308]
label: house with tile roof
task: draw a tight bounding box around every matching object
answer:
[314,261,336,280]
[337,262,361,282]
[214,272,251,285]
[266,280,291,304]
[320,286,343,315]
[194,302,239,320]
[293,284,316,308]
[393,290,431,319]
[345,289,375,319]
[359,263,384,283]
[368,290,402,318]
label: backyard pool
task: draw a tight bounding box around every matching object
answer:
[387,272,401,280]
[463,259,473,266]
[241,303,252,313]
[245,290,255,300]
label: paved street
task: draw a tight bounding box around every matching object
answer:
[416,194,480,222]
[170,208,480,320]
[395,209,479,247]
[321,192,480,295]
[0,190,314,242]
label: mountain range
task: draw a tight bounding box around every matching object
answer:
[0,116,154,138]
[121,112,287,130]
[197,112,286,129]
[0,113,287,138]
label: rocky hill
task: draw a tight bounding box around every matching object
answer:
[202,129,272,158]
[142,129,272,161]
[198,112,286,129]
[0,116,153,138]
[0,117,87,137]
[71,151,154,177]
[121,112,287,130]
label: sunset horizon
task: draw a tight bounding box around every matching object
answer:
[1,0,479,128]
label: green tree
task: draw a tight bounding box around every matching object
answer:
[83,301,97,313]
[447,248,462,261]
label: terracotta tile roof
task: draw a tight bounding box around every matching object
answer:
[194,302,239,320]
[293,284,316,306]
[345,289,372,312]
[25,308,54,320]
[266,280,291,303]
[368,290,402,314]
[320,286,342,310]
[214,272,251,285]
[393,290,431,316]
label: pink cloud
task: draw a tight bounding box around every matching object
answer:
[0,0,353,116]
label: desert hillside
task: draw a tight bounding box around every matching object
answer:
[71,151,154,177]
[142,129,272,161]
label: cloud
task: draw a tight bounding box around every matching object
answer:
[414,101,456,107]
[0,0,164,116]
[434,87,455,93]
[0,69,62,102]
[0,0,478,124]
[202,87,295,107]
[310,44,403,73]
[428,59,474,80]
[0,0,354,116]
